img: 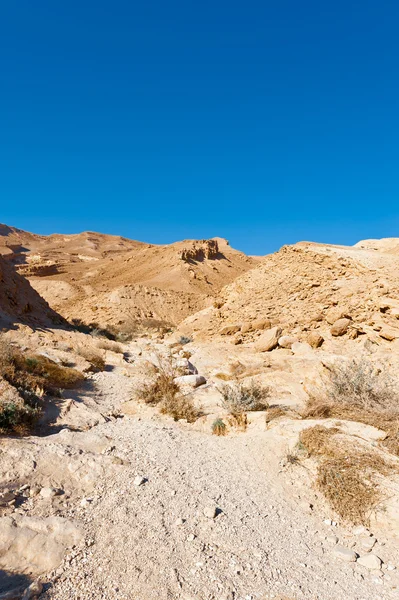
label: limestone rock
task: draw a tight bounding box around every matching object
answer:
[332,545,357,562]
[174,374,206,388]
[255,327,282,352]
[220,325,241,336]
[357,554,382,570]
[278,335,298,349]
[253,319,271,331]
[307,331,324,348]
[331,318,351,336]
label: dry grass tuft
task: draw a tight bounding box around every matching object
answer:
[135,355,199,423]
[316,452,395,525]
[303,358,399,456]
[76,345,106,372]
[159,393,199,423]
[299,424,398,524]
[299,425,340,457]
[265,405,289,424]
[219,379,270,415]
[96,339,124,354]
[212,418,227,436]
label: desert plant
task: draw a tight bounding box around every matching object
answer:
[76,345,106,372]
[304,358,399,422]
[0,389,38,434]
[96,339,124,354]
[303,357,399,455]
[179,335,192,345]
[218,379,270,414]
[160,393,199,422]
[298,425,397,524]
[212,418,227,436]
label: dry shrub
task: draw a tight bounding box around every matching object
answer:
[299,425,340,457]
[265,406,288,424]
[212,418,227,436]
[219,379,270,414]
[135,355,199,422]
[227,411,248,431]
[1,348,84,396]
[160,393,199,423]
[299,425,398,524]
[0,387,38,434]
[317,452,395,525]
[304,358,399,455]
[136,371,180,406]
[96,339,124,354]
[76,345,106,372]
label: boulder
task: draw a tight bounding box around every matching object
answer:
[307,331,324,348]
[220,324,241,336]
[331,318,351,336]
[326,308,351,325]
[255,327,282,352]
[240,322,253,334]
[174,374,206,388]
[379,327,398,341]
[253,319,271,331]
[278,335,298,349]
[357,554,382,570]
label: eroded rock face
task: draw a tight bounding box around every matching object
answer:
[180,240,219,262]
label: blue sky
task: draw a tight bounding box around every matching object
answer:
[1,1,398,254]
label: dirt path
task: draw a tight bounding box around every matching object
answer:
[41,372,397,600]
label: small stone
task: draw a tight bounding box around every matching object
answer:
[324,519,332,526]
[80,497,93,507]
[353,525,369,536]
[29,486,41,497]
[332,545,357,562]
[357,554,383,570]
[40,487,61,499]
[134,476,146,486]
[359,536,377,552]
[331,318,351,336]
[187,533,195,542]
[203,505,219,519]
[175,518,185,526]
[307,331,324,348]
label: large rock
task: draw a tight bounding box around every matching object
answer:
[220,324,241,336]
[331,318,351,336]
[278,335,298,349]
[357,554,382,570]
[253,318,271,331]
[174,374,206,388]
[255,327,282,352]
[307,331,324,348]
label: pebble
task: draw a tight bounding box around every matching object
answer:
[134,476,146,486]
[326,535,339,545]
[203,505,219,519]
[40,487,62,499]
[175,518,185,526]
[359,536,377,552]
[357,554,383,570]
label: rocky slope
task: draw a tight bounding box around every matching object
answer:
[0,254,64,328]
[179,240,399,352]
[0,225,258,328]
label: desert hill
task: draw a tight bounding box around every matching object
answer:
[0,254,64,327]
[179,239,399,349]
[0,225,259,327]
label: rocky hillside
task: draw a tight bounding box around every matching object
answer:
[179,240,399,350]
[0,255,64,327]
[0,225,258,327]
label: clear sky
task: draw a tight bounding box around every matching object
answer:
[1,1,398,254]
